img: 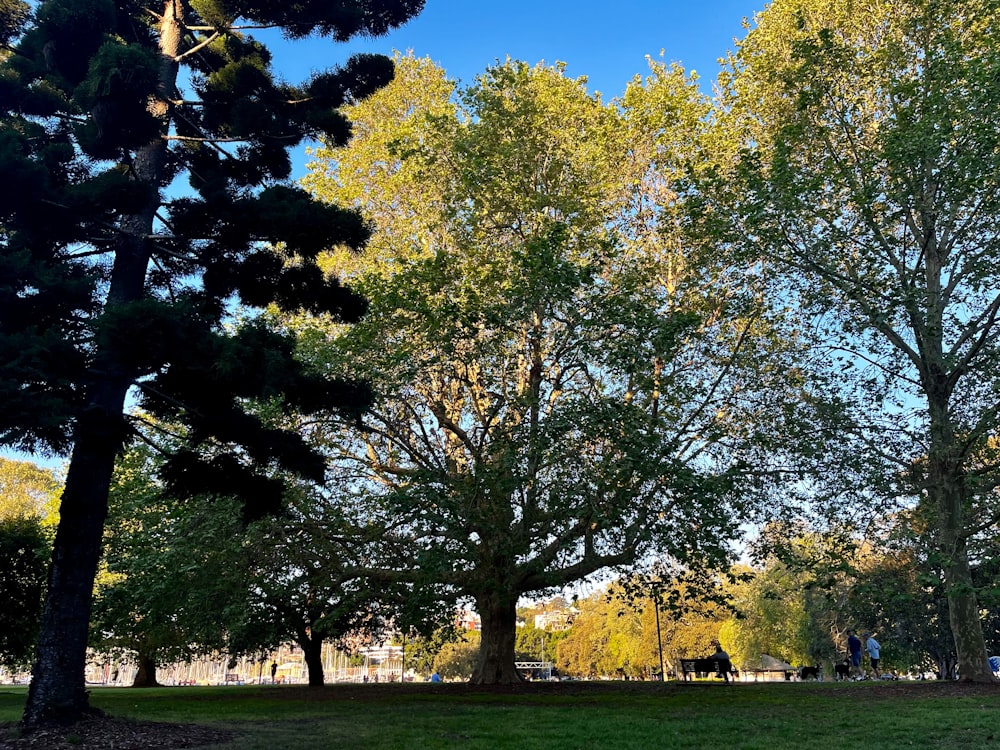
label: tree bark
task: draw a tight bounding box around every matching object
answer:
[934,654,957,680]
[22,407,124,726]
[297,631,325,687]
[470,592,522,684]
[927,404,995,683]
[131,654,161,688]
[938,497,993,682]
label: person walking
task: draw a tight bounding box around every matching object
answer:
[863,632,881,678]
[847,630,863,679]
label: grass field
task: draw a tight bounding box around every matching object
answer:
[2,679,1000,749]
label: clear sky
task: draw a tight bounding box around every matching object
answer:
[268,0,766,100]
[281,1,765,98]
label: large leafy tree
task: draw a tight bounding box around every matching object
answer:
[728,523,864,672]
[722,559,834,671]
[93,445,252,687]
[231,477,427,687]
[301,55,821,683]
[96,443,406,688]
[0,0,423,727]
[0,459,57,671]
[716,0,1000,681]
[0,457,61,520]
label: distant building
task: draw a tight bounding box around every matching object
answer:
[358,644,403,661]
[455,609,481,631]
[533,607,578,631]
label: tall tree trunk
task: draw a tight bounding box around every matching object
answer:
[22,1,181,728]
[928,410,994,683]
[938,488,992,682]
[296,629,325,687]
[131,653,161,688]
[470,592,522,684]
[22,406,124,726]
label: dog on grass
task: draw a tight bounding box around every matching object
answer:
[798,665,820,681]
[834,659,851,681]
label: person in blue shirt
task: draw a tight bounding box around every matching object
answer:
[863,633,881,678]
[847,630,863,678]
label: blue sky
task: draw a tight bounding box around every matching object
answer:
[268,0,765,179]
[275,0,763,101]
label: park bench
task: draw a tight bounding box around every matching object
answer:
[679,658,736,681]
[223,673,242,685]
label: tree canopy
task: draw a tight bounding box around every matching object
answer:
[93,445,252,687]
[94,441,415,688]
[0,458,57,670]
[0,457,60,521]
[297,53,830,683]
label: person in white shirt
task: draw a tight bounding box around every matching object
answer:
[709,640,733,683]
[863,632,881,678]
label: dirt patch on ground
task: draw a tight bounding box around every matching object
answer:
[0,715,235,749]
[2,679,997,748]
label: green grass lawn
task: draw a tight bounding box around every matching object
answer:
[2,679,999,749]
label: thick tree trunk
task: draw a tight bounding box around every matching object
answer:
[22,402,126,726]
[940,523,993,682]
[928,419,995,682]
[470,592,522,684]
[131,654,161,688]
[299,633,325,687]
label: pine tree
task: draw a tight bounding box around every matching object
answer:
[0,0,423,727]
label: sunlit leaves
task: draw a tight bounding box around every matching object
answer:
[0,457,61,522]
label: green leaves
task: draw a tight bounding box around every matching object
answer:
[73,40,161,157]
[294,52,790,684]
[717,0,1000,679]
[191,0,425,40]
[0,516,48,669]
[0,0,28,47]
